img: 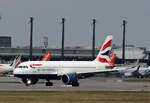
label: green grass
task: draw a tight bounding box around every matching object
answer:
[0,91,150,103]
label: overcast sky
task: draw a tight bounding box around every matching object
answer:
[0,0,149,50]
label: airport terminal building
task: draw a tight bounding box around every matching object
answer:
[0,36,11,48]
[0,44,148,64]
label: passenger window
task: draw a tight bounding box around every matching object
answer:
[18,66,22,68]
[18,66,28,69]
[30,65,35,69]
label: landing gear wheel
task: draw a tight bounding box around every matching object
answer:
[45,82,53,86]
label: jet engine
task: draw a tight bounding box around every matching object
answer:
[21,78,38,86]
[62,74,79,86]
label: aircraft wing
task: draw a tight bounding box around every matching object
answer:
[57,67,119,77]
[77,68,119,74]
[73,68,119,79]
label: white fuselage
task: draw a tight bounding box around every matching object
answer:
[0,64,12,73]
[14,60,113,76]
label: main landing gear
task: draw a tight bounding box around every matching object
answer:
[45,79,53,86]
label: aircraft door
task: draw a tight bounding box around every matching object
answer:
[57,62,63,75]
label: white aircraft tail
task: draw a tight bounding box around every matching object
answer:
[94,35,116,67]
[10,55,21,69]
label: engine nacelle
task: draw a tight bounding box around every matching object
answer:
[62,74,79,86]
[21,78,38,86]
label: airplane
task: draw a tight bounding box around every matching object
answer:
[14,35,118,87]
[115,60,141,77]
[116,65,141,77]
[118,65,150,78]
[138,66,150,78]
[0,52,51,75]
[0,55,21,74]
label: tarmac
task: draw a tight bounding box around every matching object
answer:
[0,76,150,91]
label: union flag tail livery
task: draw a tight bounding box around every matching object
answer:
[41,52,52,61]
[95,35,115,67]
[108,53,116,67]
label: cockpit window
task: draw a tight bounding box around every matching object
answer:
[18,66,28,69]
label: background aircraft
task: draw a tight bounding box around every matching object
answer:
[138,66,150,78]
[116,65,150,78]
[0,52,51,75]
[0,55,21,74]
[117,66,140,77]
[41,52,51,61]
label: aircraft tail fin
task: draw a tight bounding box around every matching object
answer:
[10,55,21,69]
[94,35,115,67]
[41,52,52,61]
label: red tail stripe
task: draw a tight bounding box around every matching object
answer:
[98,53,116,68]
[15,61,21,67]
[109,54,116,67]
[98,58,108,63]
[108,63,115,67]
[30,64,42,66]
[0,65,5,67]
[41,52,51,61]
[101,40,112,51]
